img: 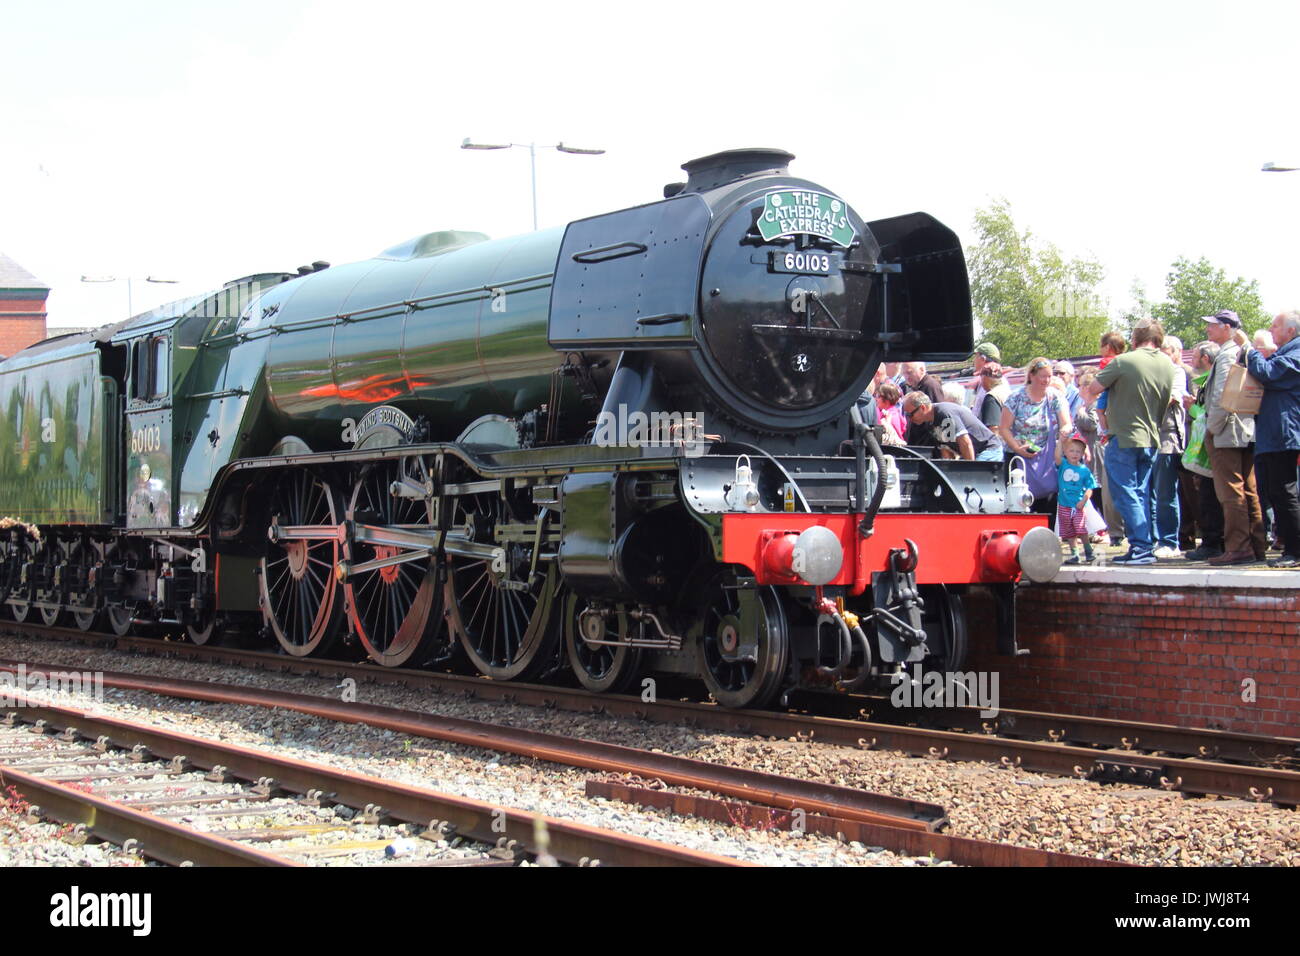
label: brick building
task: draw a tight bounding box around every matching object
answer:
[0,253,50,358]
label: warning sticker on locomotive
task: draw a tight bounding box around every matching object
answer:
[758,191,855,246]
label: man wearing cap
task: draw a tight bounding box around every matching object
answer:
[971,343,1001,408]
[1201,309,1266,565]
[1231,310,1300,568]
[976,362,1011,433]
[1086,317,1176,565]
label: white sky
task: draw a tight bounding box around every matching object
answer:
[3,0,1298,330]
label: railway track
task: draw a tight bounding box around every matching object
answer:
[0,694,749,867]
[12,621,1295,808]
[0,642,1133,868]
[18,622,1300,770]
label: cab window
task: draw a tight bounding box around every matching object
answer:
[131,336,169,401]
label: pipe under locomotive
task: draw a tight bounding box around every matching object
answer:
[0,148,1060,709]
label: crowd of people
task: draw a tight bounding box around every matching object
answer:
[861,310,1300,568]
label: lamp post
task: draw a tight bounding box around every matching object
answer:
[460,138,606,230]
[80,275,179,319]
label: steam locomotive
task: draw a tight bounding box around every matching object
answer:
[0,148,1059,708]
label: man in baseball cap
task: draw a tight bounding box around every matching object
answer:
[971,342,1001,408]
[1200,308,1265,564]
[1202,309,1242,330]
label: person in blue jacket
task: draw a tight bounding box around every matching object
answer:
[1233,311,1300,568]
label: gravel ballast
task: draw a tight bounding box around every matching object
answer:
[0,634,1296,866]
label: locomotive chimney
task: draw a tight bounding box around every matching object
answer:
[678,148,795,194]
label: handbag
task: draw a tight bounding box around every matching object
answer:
[1220,363,1264,415]
[1181,414,1213,478]
[1023,399,1060,500]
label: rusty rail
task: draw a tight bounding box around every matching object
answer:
[0,660,944,832]
[9,624,1300,805]
[15,624,1299,768]
[585,779,1129,868]
[0,696,746,867]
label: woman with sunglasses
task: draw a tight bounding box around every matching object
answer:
[1000,356,1074,511]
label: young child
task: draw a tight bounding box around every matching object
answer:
[1056,433,1098,563]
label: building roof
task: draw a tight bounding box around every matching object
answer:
[0,253,50,293]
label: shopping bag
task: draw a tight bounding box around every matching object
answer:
[1220,363,1263,415]
[1181,414,1213,478]
[1083,499,1107,535]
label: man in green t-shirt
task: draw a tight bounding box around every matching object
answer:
[1087,318,1176,565]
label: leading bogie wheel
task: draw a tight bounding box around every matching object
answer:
[693,569,791,709]
[563,593,642,694]
[259,470,345,657]
[918,584,967,673]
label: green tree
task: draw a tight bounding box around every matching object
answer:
[1146,256,1269,346]
[966,199,1110,368]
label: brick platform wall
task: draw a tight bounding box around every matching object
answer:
[965,584,1300,738]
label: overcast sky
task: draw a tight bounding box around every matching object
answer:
[3,0,1297,332]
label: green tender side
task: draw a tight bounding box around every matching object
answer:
[0,338,112,525]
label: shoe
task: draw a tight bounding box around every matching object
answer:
[1153,546,1182,559]
[1184,546,1223,561]
[1109,536,1125,548]
[1081,552,1095,564]
[1064,555,1080,565]
[1112,553,1156,565]
[1267,555,1300,569]
[1207,549,1256,566]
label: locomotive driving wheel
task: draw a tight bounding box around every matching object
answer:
[563,594,643,694]
[445,492,560,680]
[693,569,790,709]
[260,471,344,657]
[343,459,445,668]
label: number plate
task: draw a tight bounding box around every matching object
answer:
[768,250,838,275]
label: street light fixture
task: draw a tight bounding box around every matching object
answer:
[1261,162,1300,172]
[80,274,179,319]
[461,138,606,230]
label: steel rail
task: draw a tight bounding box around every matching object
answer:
[105,638,1300,802]
[9,624,1300,804]
[584,780,1129,868]
[1,695,746,867]
[0,661,945,832]
[90,630,1299,770]
[0,762,302,867]
[806,692,1300,767]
